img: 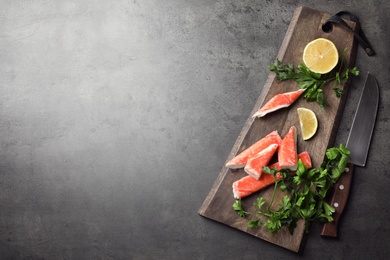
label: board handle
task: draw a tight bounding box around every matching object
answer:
[320,162,354,237]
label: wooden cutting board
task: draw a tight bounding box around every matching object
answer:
[198,6,359,252]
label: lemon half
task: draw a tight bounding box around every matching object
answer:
[303,38,339,74]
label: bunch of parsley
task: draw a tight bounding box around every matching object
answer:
[233,144,350,235]
[268,48,359,108]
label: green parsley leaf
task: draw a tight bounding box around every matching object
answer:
[326,147,339,160]
[339,143,350,155]
[262,166,273,175]
[254,197,266,210]
[323,202,335,216]
[296,159,307,177]
[349,67,359,76]
[232,200,246,217]
[248,219,261,228]
[333,87,343,98]
[338,154,349,173]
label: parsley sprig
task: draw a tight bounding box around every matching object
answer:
[268,48,359,108]
[233,144,350,235]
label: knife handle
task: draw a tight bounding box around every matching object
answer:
[320,162,354,237]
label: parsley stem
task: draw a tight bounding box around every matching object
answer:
[266,178,279,212]
[339,48,347,74]
[241,210,272,217]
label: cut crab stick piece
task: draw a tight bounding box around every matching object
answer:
[233,152,312,199]
[226,131,282,169]
[252,89,305,118]
[244,144,278,180]
[233,162,280,199]
[278,126,298,171]
[297,151,312,169]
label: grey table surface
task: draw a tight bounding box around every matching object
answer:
[1,1,389,259]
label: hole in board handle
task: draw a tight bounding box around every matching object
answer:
[322,22,333,33]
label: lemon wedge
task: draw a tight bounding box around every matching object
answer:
[303,38,339,74]
[297,108,318,140]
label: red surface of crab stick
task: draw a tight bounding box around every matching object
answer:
[225,131,282,169]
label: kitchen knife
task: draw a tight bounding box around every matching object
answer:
[320,72,379,237]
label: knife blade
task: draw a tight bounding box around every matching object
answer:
[320,72,379,237]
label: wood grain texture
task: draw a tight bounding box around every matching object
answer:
[198,6,358,252]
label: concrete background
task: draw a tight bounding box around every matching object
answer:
[1,0,389,259]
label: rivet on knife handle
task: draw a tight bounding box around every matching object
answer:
[320,162,354,237]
